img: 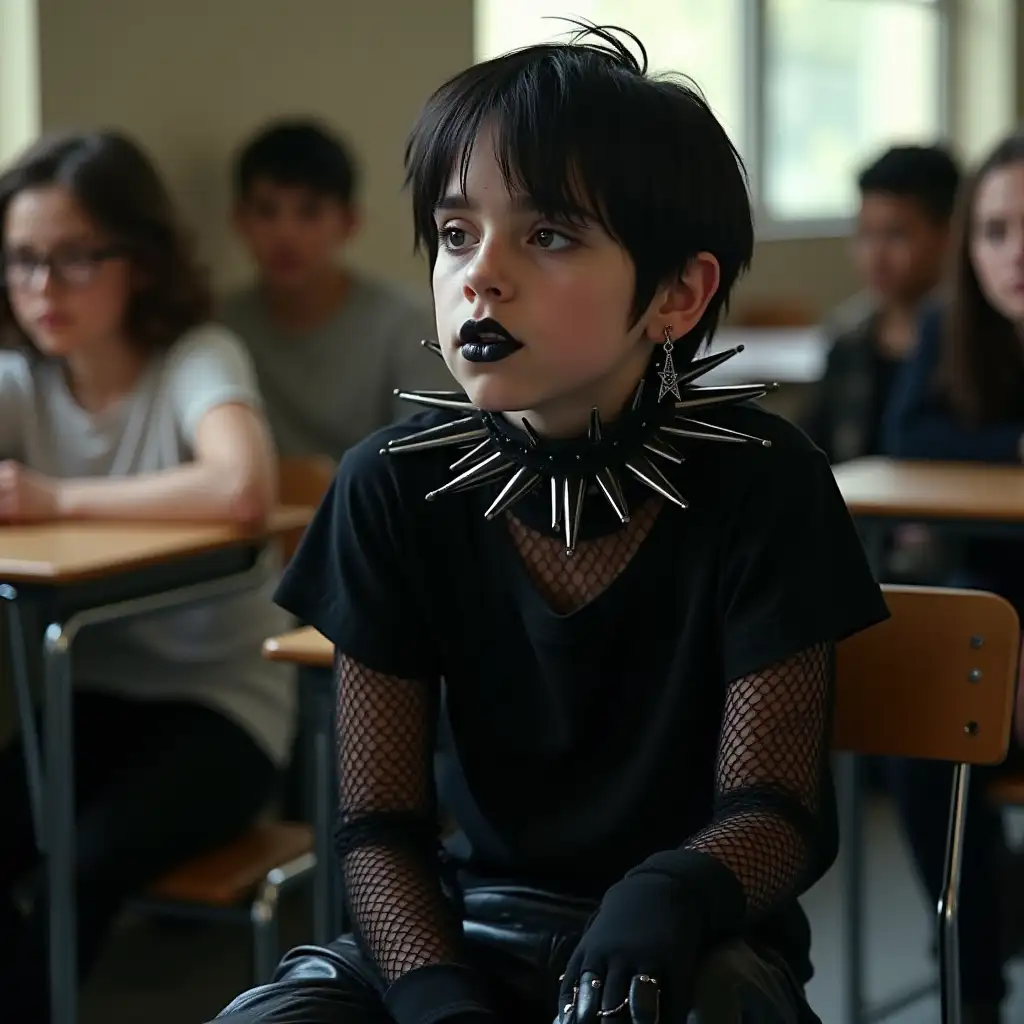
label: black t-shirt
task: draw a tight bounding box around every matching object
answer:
[276,401,888,982]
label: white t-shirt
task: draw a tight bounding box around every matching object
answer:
[0,324,296,764]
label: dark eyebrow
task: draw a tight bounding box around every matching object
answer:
[434,193,539,214]
[433,193,596,225]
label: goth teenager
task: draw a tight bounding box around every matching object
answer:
[215,24,887,1024]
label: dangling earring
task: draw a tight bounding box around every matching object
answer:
[657,326,682,402]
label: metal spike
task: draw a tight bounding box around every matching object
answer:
[484,466,542,520]
[521,417,541,447]
[425,451,515,501]
[450,438,494,471]
[631,377,646,412]
[385,426,488,455]
[563,476,586,555]
[660,424,742,445]
[588,407,603,443]
[383,416,485,454]
[394,388,476,412]
[421,339,444,358]
[674,383,776,411]
[594,466,629,523]
[663,418,772,447]
[624,455,689,510]
[675,346,744,386]
[550,476,561,531]
[642,433,685,465]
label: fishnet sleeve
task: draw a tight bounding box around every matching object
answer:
[333,652,465,981]
[685,641,836,917]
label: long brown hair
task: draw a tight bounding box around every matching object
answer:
[0,130,211,352]
[940,132,1024,424]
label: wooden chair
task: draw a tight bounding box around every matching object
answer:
[135,456,334,982]
[835,585,1019,1024]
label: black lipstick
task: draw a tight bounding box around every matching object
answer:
[458,318,523,363]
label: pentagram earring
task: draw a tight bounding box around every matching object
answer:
[657,327,682,402]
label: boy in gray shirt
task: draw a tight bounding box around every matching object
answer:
[221,120,450,460]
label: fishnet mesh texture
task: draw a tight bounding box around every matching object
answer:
[506,497,662,613]
[334,655,464,981]
[686,642,835,914]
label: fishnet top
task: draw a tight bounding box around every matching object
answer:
[333,498,835,982]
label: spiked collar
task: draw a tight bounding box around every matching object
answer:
[382,342,775,555]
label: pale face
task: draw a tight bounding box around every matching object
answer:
[430,129,719,436]
[970,161,1024,325]
[3,185,132,358]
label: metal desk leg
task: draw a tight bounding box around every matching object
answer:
[939,763,970,1024]
[840,752,865,1024]
[43,623,76,1024]
[1,561,268,1024]
[0,586,46,851]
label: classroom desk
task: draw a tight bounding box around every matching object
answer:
[836,456,1024,535]
[832,457,1024,1024]
[263,626,331,669]
[0,507,311,1024]
[262,627,336,942]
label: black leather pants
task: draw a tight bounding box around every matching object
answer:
[212,887,820,1023]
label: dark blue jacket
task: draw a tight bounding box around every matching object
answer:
[883,303,1024,463]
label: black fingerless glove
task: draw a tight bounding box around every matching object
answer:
[557,851,746,1023]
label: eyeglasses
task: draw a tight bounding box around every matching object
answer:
[1,245,128,290]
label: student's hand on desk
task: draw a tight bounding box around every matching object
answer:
[0,460,59,522]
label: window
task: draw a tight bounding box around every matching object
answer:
[473,0,950,233]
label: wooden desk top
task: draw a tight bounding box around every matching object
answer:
[834,457,1024,523]
[0,506,311,584]
[262,626,332,668]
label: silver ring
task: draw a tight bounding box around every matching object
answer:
[562,983,579,1020]
[596,999,629,1017]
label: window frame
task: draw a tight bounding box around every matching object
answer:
[472,0,953,241]
[746,0,954,240]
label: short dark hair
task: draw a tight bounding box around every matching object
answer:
[0,130,210,352]
[234,120,359,205]
[404,23,753,348]
[940,131,1024,424]
[857,145,962,222]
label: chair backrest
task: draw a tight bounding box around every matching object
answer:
[834,585,1019,765]
[277,455,335,564]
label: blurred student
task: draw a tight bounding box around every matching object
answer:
[0,130,292,1020]
[885,131,1024,1024]
[804,145,960,464]
[221,119,451,461]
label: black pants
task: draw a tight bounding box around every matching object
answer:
[213,890,819,1023]
[0,690,278,1021]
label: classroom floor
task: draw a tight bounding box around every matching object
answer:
[84,797,1024,1024]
